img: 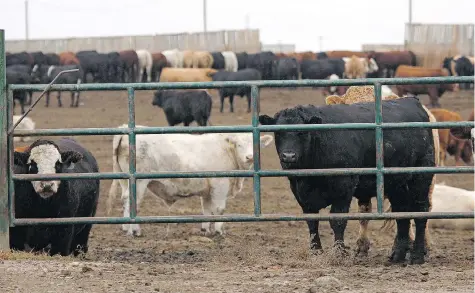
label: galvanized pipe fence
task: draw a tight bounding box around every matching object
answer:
[0,29,474,249]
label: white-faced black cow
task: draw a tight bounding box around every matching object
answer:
[259,96,435,265]
[10,138,100,257]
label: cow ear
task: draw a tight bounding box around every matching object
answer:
[304,116,322,124]
[259,115,276,125]
[259,135,274,147]
[14,152,29,166]
[225,135,237,146]
[61,151,83,169]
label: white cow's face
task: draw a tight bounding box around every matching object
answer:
[226,134,274,168]
[368,58,379,73]
[14,141,83,199]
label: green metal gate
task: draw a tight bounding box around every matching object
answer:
[0,29,474,249]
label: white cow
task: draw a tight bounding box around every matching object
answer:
[136,49,153,82]
[162,49,184,68]
[342,57,379,76]
[12,115,36,143]
[107,124,274,237]
[222,51,238,72]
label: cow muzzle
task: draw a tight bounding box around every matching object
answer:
[280,151,297,163]
[34,181,59,198]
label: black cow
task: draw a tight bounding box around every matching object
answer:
[107,52,122,82]
[236,52,248,70]
[211,52,225,70]
[32,65,84,107]
[152,90,212,126]
[300,58,345,80]
[210,68,262,113]
[6,67,33,114]
[443,56,474,90]
[259,97,435,265]
[30,51,48,67]
[45,53,61,65]
[7,64,37,105]
[247,51,277,80]
[11,138,100,256]
[75,51,109,83]
[272,57,300,80]
[316,52,328,59]
[6,52,34,68]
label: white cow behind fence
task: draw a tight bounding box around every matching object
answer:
[107,124,273,237]
[12,115,36,143]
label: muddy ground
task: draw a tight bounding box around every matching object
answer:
[1,86,474,293]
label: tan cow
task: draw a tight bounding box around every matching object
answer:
[182,50,194,68]
[325,85,439,255]
[192,51,214,68]
[159,68,217,82]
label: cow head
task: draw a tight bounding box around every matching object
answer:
[14,139,83,199]
[259,106,321,169]
[152,90,167,108]
[367,58,379,74]
[224,133,273,169]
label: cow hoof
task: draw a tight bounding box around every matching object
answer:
[121,224,129,232]
[310,248,324,256]
[410,255,425,265]
[355,237,370,257]
[389,248,408,263]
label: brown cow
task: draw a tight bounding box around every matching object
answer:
[182,50,194,68]
[450,109,475,155]
[286,51,316,63]
[151,52,169,82]
[159,68,217,82]
[325,50,368,58]
[59,52,80,66]
[275,53,288,58]
[367,50,417,78]
[430,108,473,166]
[394,65,458,108]
[14,145,29,152]
[119,50,139,83]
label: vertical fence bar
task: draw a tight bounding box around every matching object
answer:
[0,29,9,249]
[374,83,384,214]
[7,90,15,225]
[127,87,137,219]
[251,85,262,216]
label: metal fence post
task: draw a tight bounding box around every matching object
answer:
[251,85,261,216]
[127,87,137,219]
[0,29,10,250]
[374,83,385,213]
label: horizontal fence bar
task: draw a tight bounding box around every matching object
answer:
[12,121,475,137]
[12,166,474,181]
[12,212,475,226]
[9,76,474,91]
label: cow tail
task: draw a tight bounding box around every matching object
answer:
[408,50,417,66]
[106,134,125,215]
[380,205,395,232]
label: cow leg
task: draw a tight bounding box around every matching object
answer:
[229,95,235,113]
[200,196,213,235]
[387,185,411,263]
[121,180,149,237]
[49,225,75,256]
[245,94,251,113]
[71,224,93,256]
[427,88,441,108]
[75,89,80,107]
[329,195,353,253]
[70,91,75,107]
[355,199,372,257]
[454,140,465,166]
[219,94,225,113]
[45,91,50,107]
[57,91,63,107]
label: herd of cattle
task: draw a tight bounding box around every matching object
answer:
[5,49,475,114]
[9,78,474,265]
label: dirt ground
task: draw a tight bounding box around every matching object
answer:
[1,86,474,293]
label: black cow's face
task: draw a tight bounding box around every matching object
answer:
[259,109,321,169]
[14,140,83,199]
[152,91,164,107]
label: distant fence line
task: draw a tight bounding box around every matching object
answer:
[405,23,474,68]
[361,44,405,52]
[5,29,261,53]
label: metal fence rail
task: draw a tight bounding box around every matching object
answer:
[0,28,474,249]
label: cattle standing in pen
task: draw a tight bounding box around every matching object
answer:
[6,66,33,114]
[32,65,84,108]
[107,126,274,237]
[272,57,300,80]
[10,138,100,256]
[152,90,213,127]
[136,49,153,82]
[259,97,435,265]
[209,68,262,113]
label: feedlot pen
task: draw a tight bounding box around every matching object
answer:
[1,33,475,292]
